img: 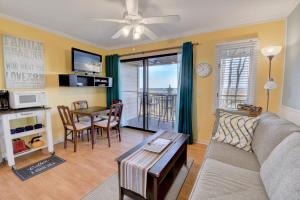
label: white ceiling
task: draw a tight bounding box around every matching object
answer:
[0,0,299,49]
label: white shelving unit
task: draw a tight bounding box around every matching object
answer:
[14,145,47,158]
[10,127,46,139]
[0,107,54,169]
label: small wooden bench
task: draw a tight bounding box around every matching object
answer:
[116,130,188,200]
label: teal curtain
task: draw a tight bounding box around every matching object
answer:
[105,54,120,107]
[178,42,193,144]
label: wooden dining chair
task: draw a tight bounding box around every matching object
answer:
[72,100,93,140]
[112,99,123,104]
[73,100,102,123]
[93,103,123,147]
[73,100,89,109]
[57,105,91,152]
[102,99,123,120]
[72,100,90,122]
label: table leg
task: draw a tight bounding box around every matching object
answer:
[74,131,77,152]
[91,116,94,149]
[184,144,187,166]
[153,177,159,200]
[118,164,124,200]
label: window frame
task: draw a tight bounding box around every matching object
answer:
[214,39,259,110]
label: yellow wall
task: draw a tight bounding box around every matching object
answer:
[0,17,286,144]
[0,17,108,142]
[110,20,286,143]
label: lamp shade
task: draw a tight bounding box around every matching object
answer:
[261,46,282,57]
[264,79,277,90]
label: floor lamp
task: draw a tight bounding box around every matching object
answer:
[261,46,282,111]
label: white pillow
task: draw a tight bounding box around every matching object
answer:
[212,110,259,151]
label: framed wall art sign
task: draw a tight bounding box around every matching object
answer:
[3,35,45,89]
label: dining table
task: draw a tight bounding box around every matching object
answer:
[71,106,109,149]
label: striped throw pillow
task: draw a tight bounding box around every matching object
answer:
[212,111,259,151]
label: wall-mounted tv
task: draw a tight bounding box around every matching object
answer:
[72,48,102,73]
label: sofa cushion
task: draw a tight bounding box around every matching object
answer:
[189,159,268,200]
[206,140,260,171]
[260,132,300,200]
[212,110,259,151]
[252,116,300,165]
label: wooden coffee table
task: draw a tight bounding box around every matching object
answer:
[116,130,188,200]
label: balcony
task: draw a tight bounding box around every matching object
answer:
[123,92,177,132]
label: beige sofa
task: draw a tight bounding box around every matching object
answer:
[189,110,300,200]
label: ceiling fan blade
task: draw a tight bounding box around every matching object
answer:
[143,26,158,40]
[141,15,180,24]
[88,17,129,24]
[112,25,132,39]
[125,0,138,16]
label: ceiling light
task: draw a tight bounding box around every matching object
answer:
[134,25,144,34]
[122,26,131,37]
[133,32,141,40]
[261,46,282,57]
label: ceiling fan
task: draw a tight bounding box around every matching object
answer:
[89,0,180,40]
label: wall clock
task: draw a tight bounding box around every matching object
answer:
[197,63,212,78]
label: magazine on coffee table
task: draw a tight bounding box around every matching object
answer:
[143,138,171,154]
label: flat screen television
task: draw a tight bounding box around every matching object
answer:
[72,48,102,73]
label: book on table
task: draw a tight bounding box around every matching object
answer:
[143,138,171,154]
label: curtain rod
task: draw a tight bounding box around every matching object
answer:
[119,42,200,58]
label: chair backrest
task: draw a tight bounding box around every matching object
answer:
[72,100,89,110]
[112,99,122,104]
[72,100,88,122]
[116,102,123,124]
[107,103,123,127]
[57,105,75,130]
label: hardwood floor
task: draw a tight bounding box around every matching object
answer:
[0,128,207,200]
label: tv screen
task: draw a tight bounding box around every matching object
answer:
[72,48,102,73]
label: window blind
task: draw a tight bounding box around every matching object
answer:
[215,39,258,109]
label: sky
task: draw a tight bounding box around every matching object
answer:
[139,64,178,89]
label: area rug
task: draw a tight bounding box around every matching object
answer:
[82,160,194,200]
[13,155,65,181]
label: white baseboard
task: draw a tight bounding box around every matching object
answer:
[279,105,300,126]
[193,139,210,145]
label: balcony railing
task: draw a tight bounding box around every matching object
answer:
[138,93,177,123]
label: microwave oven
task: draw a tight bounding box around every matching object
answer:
[9,91,48,109]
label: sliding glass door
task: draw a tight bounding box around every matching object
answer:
[120,54,179,132]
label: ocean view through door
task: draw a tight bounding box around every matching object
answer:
[120,54,179,132]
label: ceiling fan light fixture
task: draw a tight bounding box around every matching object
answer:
[133,31,141,40]
[134,25,144,34]
[122,26,131,37]
[89,0,178,41]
